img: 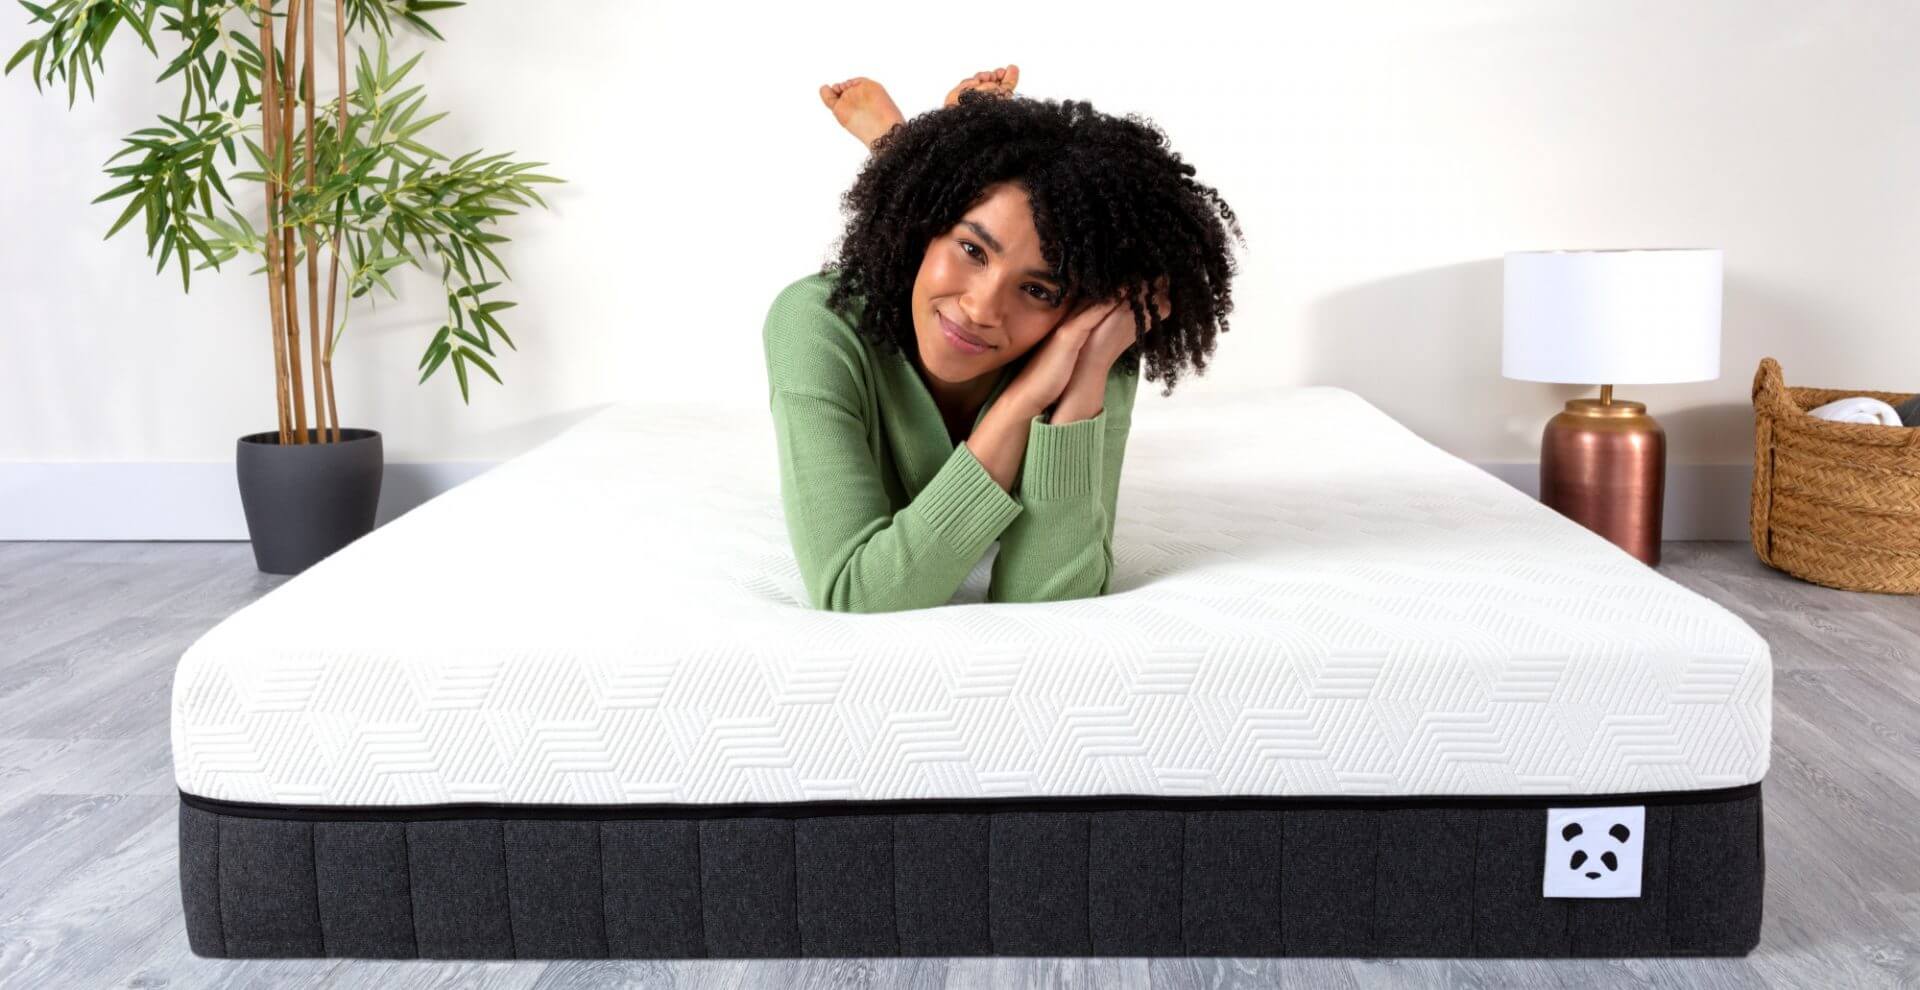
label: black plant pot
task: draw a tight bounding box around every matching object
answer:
[236,428,384,575]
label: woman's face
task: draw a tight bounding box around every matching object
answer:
[909,181,1070,386]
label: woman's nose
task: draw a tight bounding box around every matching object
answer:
[958,293,998,330]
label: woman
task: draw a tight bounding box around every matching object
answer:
[763,67,1243,613]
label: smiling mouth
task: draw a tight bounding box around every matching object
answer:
[937,310,993,350]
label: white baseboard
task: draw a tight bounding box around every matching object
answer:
[0,460,1755,542]
[0,462,496,540]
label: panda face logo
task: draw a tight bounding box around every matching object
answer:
[1544,806,1644,899]
[1562,821,1630,879]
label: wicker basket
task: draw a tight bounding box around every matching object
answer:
[1750,356,1920,594]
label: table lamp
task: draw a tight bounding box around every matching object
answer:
[1501,249,1724,567]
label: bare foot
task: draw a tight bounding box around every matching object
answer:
[819,77,905,150]
[944,64,1019,107]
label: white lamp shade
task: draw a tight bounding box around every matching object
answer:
[1502,249,1723,385]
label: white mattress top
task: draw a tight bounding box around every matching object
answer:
[172,386,1771,806]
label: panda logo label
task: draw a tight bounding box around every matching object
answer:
[1543,806,1645,898]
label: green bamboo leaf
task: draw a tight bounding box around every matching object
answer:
[177,221,219,271]
[156,49,191,83]
[451,347,469,401]
[5,39,38,76]
[192,247,235,271]
[466,238,505,274]
[155,227,175,274]
[460,346,501,385]
[384,50,424,89]
[103,192,145,240]
[396,138,442,160]
[242,135,270,171]
[419,325,451,367]
[418,339,450,380]
[142,184,166,251]
[402,12,445,42]
[191,212,241,241]
[451,326,486,352]
[91,179,143,204]
[204,162,230,204]
[74,44,95,103]
[115,2,156,54]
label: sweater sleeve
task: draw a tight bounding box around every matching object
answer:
[988,361,1142,603]
[763,276,1023,613]
[770,387,1022,612]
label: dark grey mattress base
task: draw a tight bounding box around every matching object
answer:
[178,786,1763,959]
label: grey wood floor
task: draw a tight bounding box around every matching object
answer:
[1,540,1916,989]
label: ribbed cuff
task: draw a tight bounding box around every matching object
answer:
[920,444,1023,553]
[1022,409,1105,500]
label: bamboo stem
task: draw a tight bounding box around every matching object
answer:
[259,0,292,445]
[302,0,322,442]
[320,0,345,443]
[279,0,307,443]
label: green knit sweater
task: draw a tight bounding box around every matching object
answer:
[762,272,1140,613]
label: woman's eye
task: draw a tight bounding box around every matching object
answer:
[955,239,1056,304]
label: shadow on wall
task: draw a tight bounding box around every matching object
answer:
[1300,258,1578,458]
[335,273,601,462]
[450,404,615,454]
[372,403,614,527]
[1300,260,1819,466]
[1657,402,1757,458]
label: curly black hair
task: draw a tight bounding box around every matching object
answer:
[821,90,1245,396]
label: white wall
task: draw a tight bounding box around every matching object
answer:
[4,0,1915,534]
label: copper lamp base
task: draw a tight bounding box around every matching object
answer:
[1539,386,1666,567]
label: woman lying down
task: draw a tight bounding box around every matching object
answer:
[763,65,1244,613]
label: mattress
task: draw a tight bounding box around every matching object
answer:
[170,386,1772,807]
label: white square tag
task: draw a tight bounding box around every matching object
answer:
[1543,806,1645,898]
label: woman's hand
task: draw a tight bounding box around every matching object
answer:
[1002,298,1116,417]
[1081,275,1170,373]
[1050,277,1170,424]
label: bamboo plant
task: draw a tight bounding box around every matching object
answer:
[7,0,560,443]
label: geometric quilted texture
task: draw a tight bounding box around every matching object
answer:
[172,388,1771,805]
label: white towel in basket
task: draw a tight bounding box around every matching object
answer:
[1808,396,1905,427]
